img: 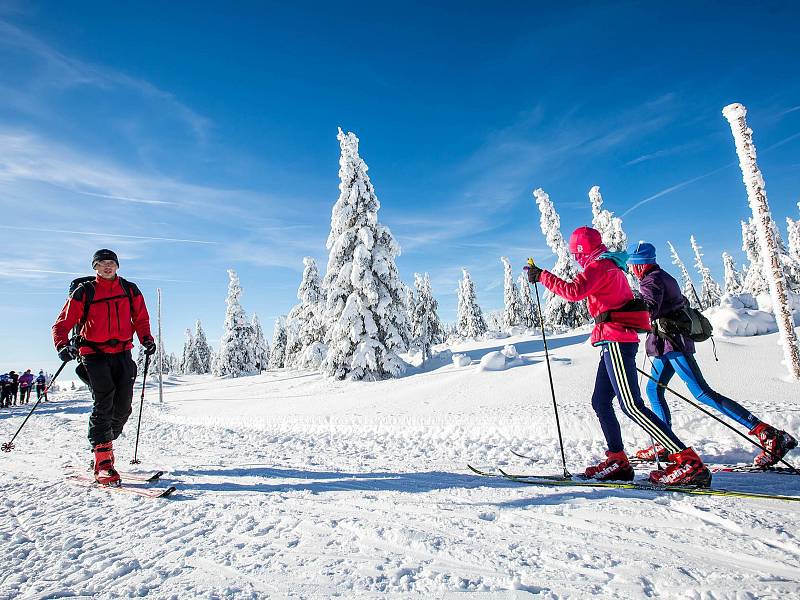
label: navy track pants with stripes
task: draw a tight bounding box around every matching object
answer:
[592,341,686,455]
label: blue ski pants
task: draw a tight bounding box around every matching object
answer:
[592,341,685,454]
[646,351,760,430]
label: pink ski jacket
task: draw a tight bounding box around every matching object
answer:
[540,258,640,346]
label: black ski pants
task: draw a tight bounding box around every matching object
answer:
[83,350,137,446]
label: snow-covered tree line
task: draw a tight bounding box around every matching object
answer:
[196,119,799,382]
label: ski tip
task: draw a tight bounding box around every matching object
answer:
[158,486,177,498]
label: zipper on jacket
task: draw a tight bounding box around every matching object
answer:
[115,301,121,332]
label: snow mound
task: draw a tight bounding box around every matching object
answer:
[477,351,507,371]
[707,292,800,337]
[451,353,471,368]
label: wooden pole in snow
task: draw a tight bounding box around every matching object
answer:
[723,103,800,381]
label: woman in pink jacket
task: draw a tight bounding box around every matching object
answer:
[526,227,710,486]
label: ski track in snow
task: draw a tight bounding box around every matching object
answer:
[2,330,800,598]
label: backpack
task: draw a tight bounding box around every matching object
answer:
[655,305,714,343]
[68,276,136,341]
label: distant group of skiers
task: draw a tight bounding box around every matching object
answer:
[526,227,797,487]
[1,369,49,408]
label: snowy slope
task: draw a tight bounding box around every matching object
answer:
[2,330,800,598]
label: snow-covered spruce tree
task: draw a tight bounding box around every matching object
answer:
[320,128,409,381]
[410,272,444,361]
[179,328,195,375]
[268,317,287,369]
[500,257,524,328]
[193,320,212,374]
[741,219,769,296]
[723,102,800,380]
[456,268,488,338]
[213,269,257,378]
[285,257,326,368]
[589,186,627,251]
[722,251,745,296]
[485,310,503,332]
[167,352,179,374]
[690,235,723,308]
[533,188,591,329]
[404,283,415,328]
[251,314,270,372]
[517,272,541,329]
[667,241,701,309]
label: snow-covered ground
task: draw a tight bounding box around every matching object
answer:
[2,330,800,598]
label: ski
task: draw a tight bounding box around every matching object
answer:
[467,464,571,481]
[72,464,165,483]
[491,468,800,503]
[628,456,798,475]
[66,473,176,499]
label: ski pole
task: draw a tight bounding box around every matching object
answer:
[528,259,571,478]
[2,360,69,452]
[130,353,151,465]
[636,367,798,473]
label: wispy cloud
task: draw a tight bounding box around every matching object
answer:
[621,162,736,217]
[625,139,704,166]
[764,131,800,152]
[0,19,211,141]
[0,225,217,245]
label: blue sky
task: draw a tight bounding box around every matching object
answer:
[2,1,800,374]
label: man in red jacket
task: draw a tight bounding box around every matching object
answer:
[52,249,156,486]
[526,227,710,486]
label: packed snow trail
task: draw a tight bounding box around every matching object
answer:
[2,330,800,598]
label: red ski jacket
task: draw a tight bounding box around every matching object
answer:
[52,275,152,355]
[540,258,640,345]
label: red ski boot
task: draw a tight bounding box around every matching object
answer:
[93,441,121,487]
[648,448,711,487]
[634,443,670,462]
[750,423,798,468]
[584,451,635,481]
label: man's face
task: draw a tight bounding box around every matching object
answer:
[94,259,118,280]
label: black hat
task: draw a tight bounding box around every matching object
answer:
[92,249,119,268]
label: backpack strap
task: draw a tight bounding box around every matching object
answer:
[70,281,96,337]
[594,298,652,333]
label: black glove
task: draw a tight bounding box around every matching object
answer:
[142,338,157,356]
[524,259,543,283]
[57,345,79,363]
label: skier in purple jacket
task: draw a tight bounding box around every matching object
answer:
[18,370,34,404]
[628,242,797,468]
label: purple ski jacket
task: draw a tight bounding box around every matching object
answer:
[18,373,34,388]
[637,264,695,357]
